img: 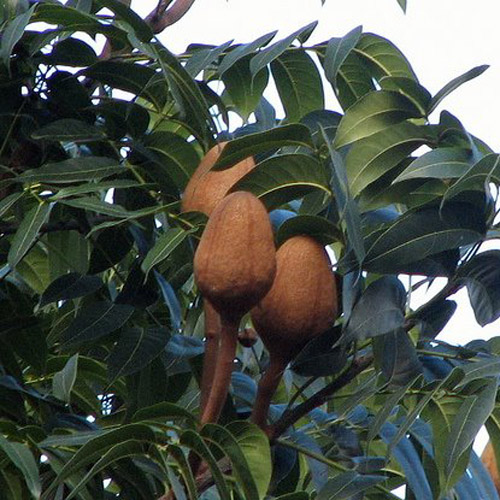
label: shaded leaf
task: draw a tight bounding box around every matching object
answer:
[334,91,422,149]
[213,124,314,170]
[155,272,182,332]
[8,203,52,269]
[379,76,432,115]
[0,5,36,68]
[32,119,105,142]
[316,470,385,500]
[0,192,24,218]
[345,276,406,342]
[61,301,134,347]
[429,65,489,114]
[52,353,78,403]
[40,273,102,307]
[232,153,330,209]
[271,49,324,122]
[413,299,457,339]
[108,327,170,381]
[276,215,341,246]
[185,40,233,77]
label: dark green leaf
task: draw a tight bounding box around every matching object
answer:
[232,153,330,209]
[316,471,385,500]
[414,299,457,339]
[19,157,122,184]
[52,353,78,403]
[379,76,431,115]
[32,119,105,142]
[249,22,318,77]
[324,26,363,88]
[51,180,140,200]
[429,65,489,114]
[456,251,500,326]
[334,91,422,149]
[364,203,486,273]
[276,215,341,246]
[61,301,134,347]
[40,273,102,307]
[213,124,314,170]
[60,198,132,217]
[346,122,431,197]
[218,31,277,75]
[108,327,170,381]
[155,272,182,332]
[141,228,193,276]
[8,202,52,269]
[48,38,97,66]
[88,226,133,274]
[300,110,342,147]
[132,402,197,426]
[345,276,406,341]
[0,192,24,218]
[271,49,324,122]
[0,5,36,68]
[185,40,233,77]
[393,148,473,183]
[0,435,41,499]
[397,0,407,12]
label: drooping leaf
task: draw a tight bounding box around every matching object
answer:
[108,327,170,381]
[413,299,457,339]
[397,0,407,13]
[456,251,500,326]
[346,121,431,197]
[0,435,41,500]
[363,203,486,273]
[52,353,79,403]
[40,273,102,307]
[48,37,97,66]
[155,272,182,332]
[276,215,341,246]
[344,276,406,341]
[393,147,473,183]
[324,26,363,89]
[61,302,134,347]
[0,192,24,218]
[8,203,52,269]
[316,470,385,500]
[232,153,330,209]
[18,157,122,184]
[379,76,432,115]
[184,40,233,77]
[213,124,314,170]
[271,49,324,122]
[249,22,318,77]
[429,65,489,114]
[334,91,422,149]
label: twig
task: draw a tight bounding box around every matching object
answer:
[268,353,374,441]
[145,0,196,34]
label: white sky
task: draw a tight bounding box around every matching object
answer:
[129,0,500,454]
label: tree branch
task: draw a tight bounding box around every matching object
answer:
[268,353,374,441]
[145,0,196,34]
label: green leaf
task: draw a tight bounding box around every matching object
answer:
[393,148,473,183]
[213,124,314,170]
[232,153,330,209]
[52,353,78,403]
[66,439,146,500]
[180,430,231,500]
[44,424,155,494]
[457,357,500,387]
[59,198,132,217]
[0,5,36,68]
[96,0,153,42]
[218,31,277,75]
[0,435,41,500]
[334,91,422,149]
[227,421,272,500]
[32,119,105,142]
[456,250,500,327]
[51,180,141,200]
[276,215,341,246]
[222,55,269,120]
[345,276,406,342]
[429,65,489,114]
[19,157,122,184]
[444,379,497,485]
[364,203,486,273]
[354,33,417,81]
[83,61,166,110]
[107,327,170,381]
[8,202,52,269]
[166,444,198,500]
[47,38,97,67]
[346,122,431,197]
[271,49,324,122]
[185,40,233,77]
[379,76,431,115]
[132,402,197,426]
[61,301,134,347]
[141,228,193,276]
[0,192,24,218]
[316,471,385,500]
[324,26,363,88]
[249,22,318,77]
[444,153,500,202]
[201,424,260,500]
[397,0,407,12]
[40,273,102,307]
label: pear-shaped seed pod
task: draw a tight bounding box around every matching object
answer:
[482,442,500,493]
[250,235,338,431]
[182,142,255,216]
[194,191,276,423]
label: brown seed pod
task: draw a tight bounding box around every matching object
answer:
[181,142,255,216]
[250,235,338,431]
[482,441,500,493]
[194,191,277,423]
